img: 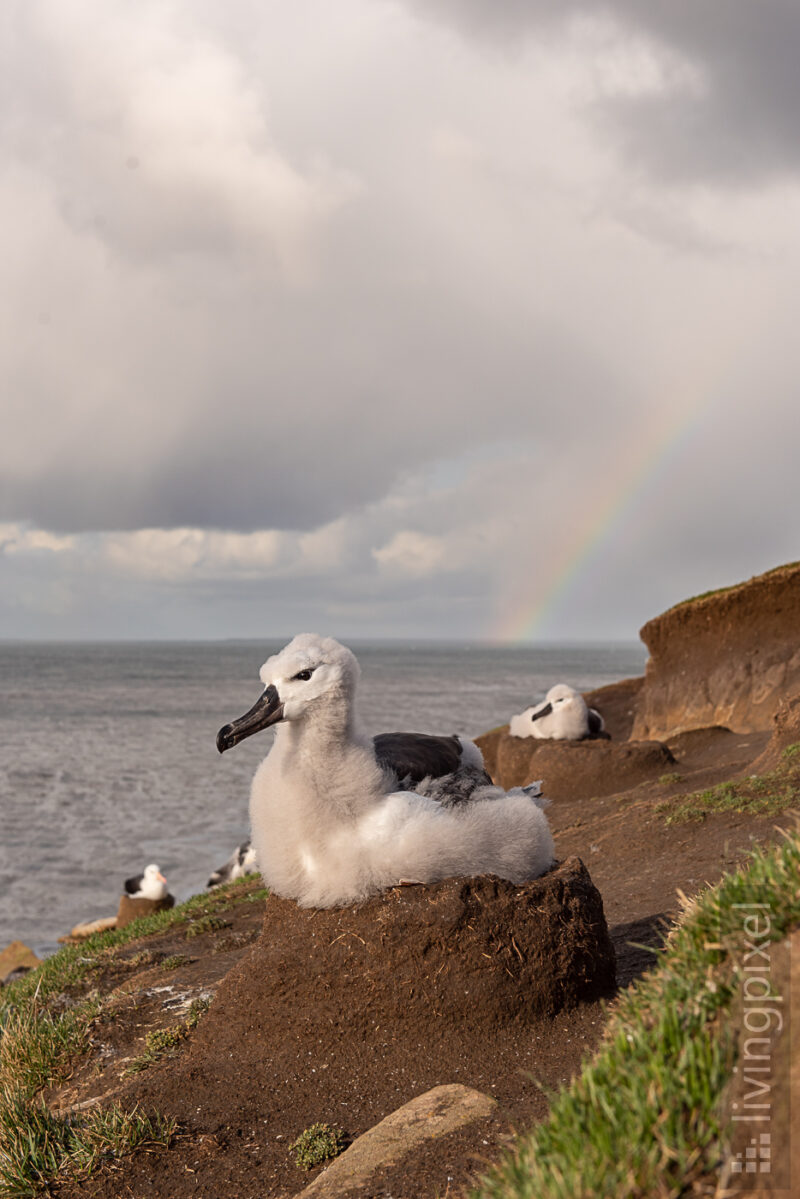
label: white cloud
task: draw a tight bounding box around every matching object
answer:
[372,530,446,577]
[0,524,76,554]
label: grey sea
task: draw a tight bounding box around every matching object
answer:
[0,640,646,956]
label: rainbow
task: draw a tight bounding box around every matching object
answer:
[490,397,712,642]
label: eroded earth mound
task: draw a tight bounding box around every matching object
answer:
[631,562,800,740]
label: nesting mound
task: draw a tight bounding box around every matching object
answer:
[476,730,675,798]
[129,859,614,1141]
[202,857,612,1035]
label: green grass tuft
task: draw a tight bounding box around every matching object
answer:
[658,772,682,786]
[185,997,211,1028]
[290,1122,348,1171]
[655,752,800,825]
[159,954,191,971]
[474,828,800,1199]
[0,1001,99,1098]
[184,914,231,940]
[125,1025,187,1075]
[124,996,211,1075]
[0,1091,174,1196]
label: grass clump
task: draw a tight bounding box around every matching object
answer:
[125,996,211,1075]
[0,1092,174,1196]
[0,994,175,1193]
[185,997,211,1028]
[159,954,191,971]
[474,828,800,1199]
[655,750,800,825]
[290,1122,348,1171]
[185,914,231,940]
[0,1001,99,1098]
[658,772,682,786]
[125,1025,187,1075]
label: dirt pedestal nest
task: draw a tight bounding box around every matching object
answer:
[130,856,615,1148]
[476,729,676,798]
[222,854,613,1032]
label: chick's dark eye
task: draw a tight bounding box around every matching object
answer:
[292,668,314,682]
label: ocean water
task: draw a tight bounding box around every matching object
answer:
[0,640,646,956]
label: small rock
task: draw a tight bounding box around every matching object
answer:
[294,1084,497,1198]
[0,940,42,984]
[59,915,118,943]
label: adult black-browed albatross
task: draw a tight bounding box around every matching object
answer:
[124,863,169,901]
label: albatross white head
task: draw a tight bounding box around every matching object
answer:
[216,634,361,753]
[139,864,168,900]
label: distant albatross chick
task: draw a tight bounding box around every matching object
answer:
[216,633,554,908]
[124,863,169,901]
[509,683,606,741]
[207,841,258,889]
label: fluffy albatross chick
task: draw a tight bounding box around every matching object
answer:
[216,633,554,908]
[207,841,258,889]
[509,683,605,741]
[124,863,168,901]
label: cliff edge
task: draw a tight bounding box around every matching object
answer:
[631,562,800,740]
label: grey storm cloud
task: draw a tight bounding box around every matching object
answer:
[2,0,799,641]
[1,262,622,533]
[404,0,800,185]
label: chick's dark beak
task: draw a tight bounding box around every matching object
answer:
[529,701,553,723]
[216,684,284,753]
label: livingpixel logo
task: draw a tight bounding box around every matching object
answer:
[723,901,786,1189]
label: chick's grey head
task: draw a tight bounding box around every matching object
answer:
[216,634,360,752]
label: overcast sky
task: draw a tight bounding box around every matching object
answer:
[2,0,797,642]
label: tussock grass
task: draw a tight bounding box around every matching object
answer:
[0,994,175,1194]
[0,1091,175,1196]
[0,1001,98,1096]
[655,743,800,825]
[474,827,800,1199]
